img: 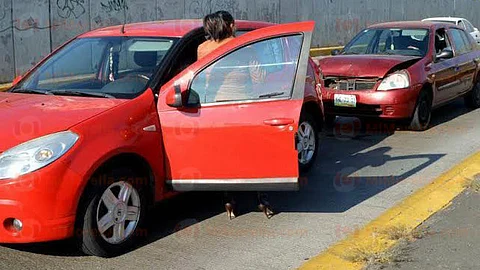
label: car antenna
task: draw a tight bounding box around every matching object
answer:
[121,4,127,34]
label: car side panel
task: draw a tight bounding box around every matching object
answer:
[455,53,477,94]
[304,59,324,117]
[429,57,459,105]
[67,90,166,210]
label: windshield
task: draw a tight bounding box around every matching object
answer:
[14,37,177,99]
[342,28,430,57]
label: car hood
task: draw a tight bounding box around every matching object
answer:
[0,92,128,151]
[318,55,421,78]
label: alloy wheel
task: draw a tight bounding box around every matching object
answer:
[297,121,316,165]
[96,181,141,245]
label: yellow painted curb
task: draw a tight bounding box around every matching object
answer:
[0,83,11,92]
[310,46,344,57]
[300,151,480,270]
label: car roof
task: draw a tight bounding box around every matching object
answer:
[422,17,465,22]
[368,20,449,29]
[79,19,275,38]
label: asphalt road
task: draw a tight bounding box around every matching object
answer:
[370,189,480,270]
[1,99,480,270]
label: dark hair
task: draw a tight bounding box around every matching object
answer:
[203,10,235,42]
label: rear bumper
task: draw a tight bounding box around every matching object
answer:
[322,84,423,119]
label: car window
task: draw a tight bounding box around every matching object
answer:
[36,40,105,87]
[342,29,377,54]
[459,29,473,51]
[464,20,475,33]
[344,28,429,57]
[255,38,285,73]
[189,34,303,104]
[434,28,452,54]
[459,20,468,31]
[450,28,469,55]
[18,37,177,99]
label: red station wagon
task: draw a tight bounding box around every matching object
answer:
[319,21,480,130]
[0,20,323,256]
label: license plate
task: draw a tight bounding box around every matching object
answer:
[334,94,357,107]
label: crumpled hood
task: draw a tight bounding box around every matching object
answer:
[318,55,421,78]
[0,92,127,151]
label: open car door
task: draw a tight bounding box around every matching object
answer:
[157,21,315,191]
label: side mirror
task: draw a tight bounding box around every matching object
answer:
[166,85,183,108]
[186,89,201,108]
[12,75,22,86]
[331,49,341,56]
[475,27,479,32]
[436,49,453,61]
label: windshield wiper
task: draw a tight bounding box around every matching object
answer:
[11,88,53,95]
[259,92,285,99]
[49,90,115,99]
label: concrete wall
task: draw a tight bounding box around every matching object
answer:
[1,0,480,82]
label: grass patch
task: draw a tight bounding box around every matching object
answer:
[377,224,410,241]
[340,225,421,266]
[344,248,396,265]
[462,174,480,192]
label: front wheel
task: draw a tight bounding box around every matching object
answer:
[409,90,432,131]
[465,81,480,109]
[297,112,319,172]
[76,179,147,257]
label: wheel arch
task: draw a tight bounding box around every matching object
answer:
[423,82,434,99]
[301,101,324,130]
[421,82,434,108]
[75,152,156,221]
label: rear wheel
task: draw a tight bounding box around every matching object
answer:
[409,90,432,131]
[297,112,319,172]
[465,80,480,109]
[76,169,148,257]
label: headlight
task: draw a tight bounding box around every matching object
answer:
[0,131,79,180]
[377,70,410,91]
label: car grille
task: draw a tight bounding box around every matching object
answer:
[325,78,379,91]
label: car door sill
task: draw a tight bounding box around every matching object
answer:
[167,178,299,192]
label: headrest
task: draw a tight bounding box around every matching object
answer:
[134,51,158,67]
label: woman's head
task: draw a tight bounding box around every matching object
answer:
[203,10,235,42]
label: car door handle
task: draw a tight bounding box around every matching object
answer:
[263,118,294,126]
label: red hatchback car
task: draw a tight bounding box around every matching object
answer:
[319,21,480,130]
[0,20,323,256]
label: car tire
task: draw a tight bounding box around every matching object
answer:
[297,112,319,172]
[409,90,432,131]
[75,169,148,258]
[465,80,480,109]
